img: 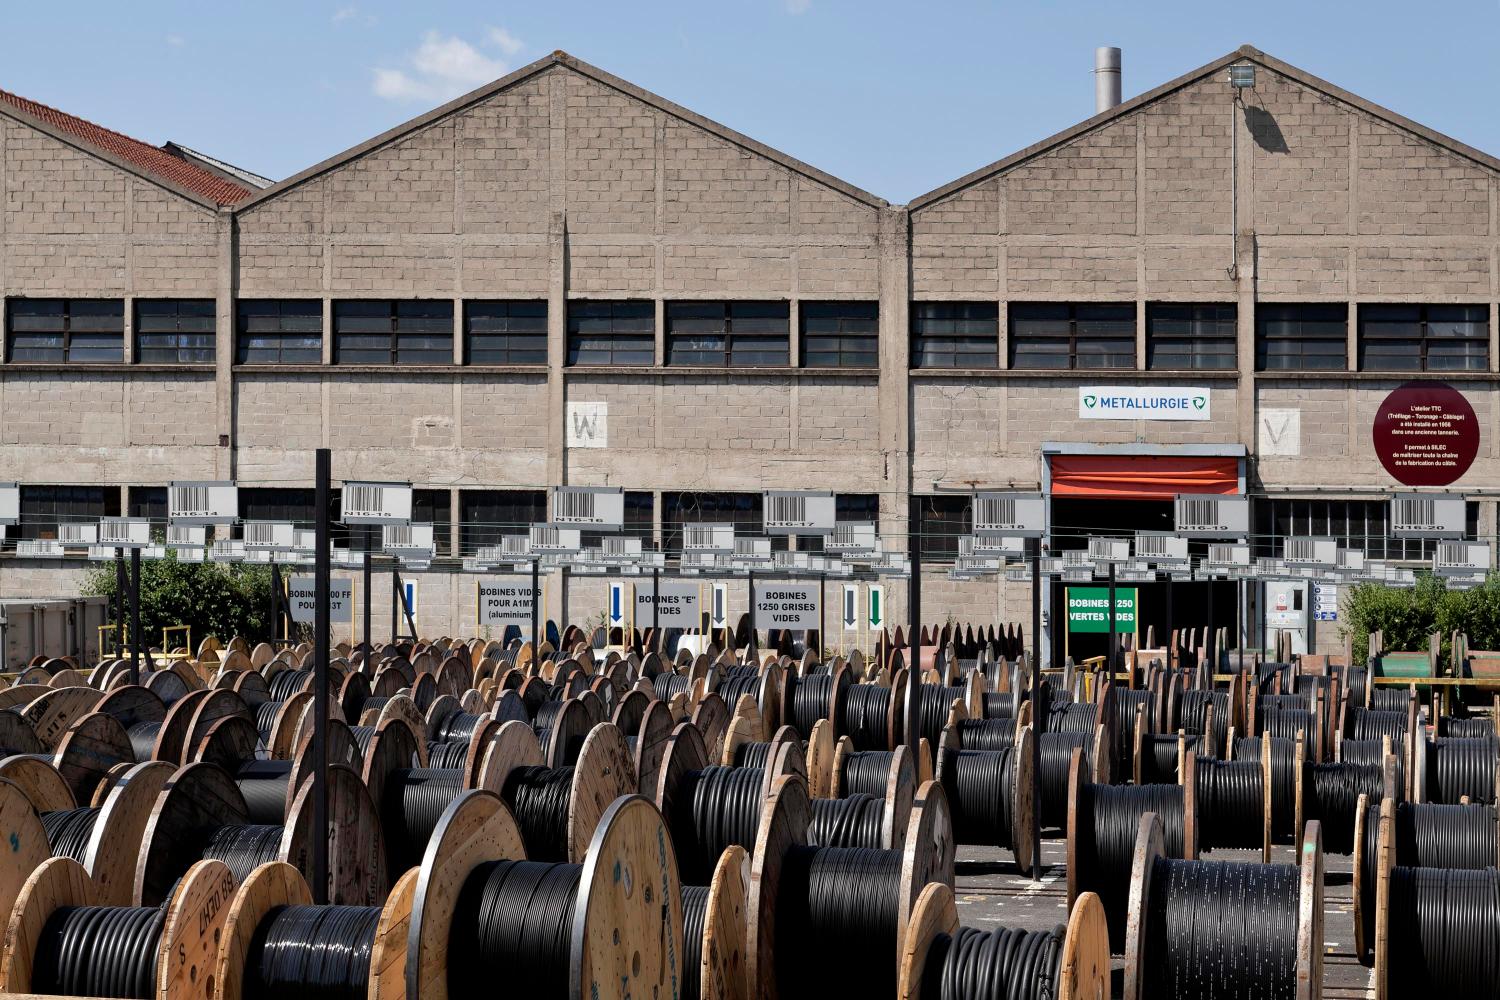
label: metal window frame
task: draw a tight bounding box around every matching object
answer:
[463,299,549,366]
[1145,302,1237,371]
[333,300,455,366]
[5,298,125,364]
[665,301,790,368]
[1357,303,1489,373]
[910,301,1000,370]
[234,299,324,365]
[565,299,655,367]
[1008,302,1135,371]
[799,301,879,369]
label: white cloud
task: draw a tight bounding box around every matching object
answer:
[785,0,810,12]
[372,30,510,103]
[332,5,358,22]
[487,26,523,57]
[166,33,185,47]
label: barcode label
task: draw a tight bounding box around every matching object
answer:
[501,535,529,556]
[1434,541,1485,570]
[1174,494,1248,537]
[344,485,383,516]
[1179,499,1217,527]
[19,540,63,558]
[244,522,278,546]
[529,525,580,552]
[555,490,594,520]
[167,525,205,547]
[169,481,236,523]
[341,482,412,524]
[975,496,1016,529]
[1393,496,1434,530]
[385,524,413,547]
[687,525,714,547]
[603,536,639,557]
[1285,538,1315,561]
[58,523,93,543]
[769,494,805,524]
[1136,535,1170,557]
[170,485,208,516]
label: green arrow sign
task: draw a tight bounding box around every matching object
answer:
[868,585,885,628]
[1066,587,1138,634]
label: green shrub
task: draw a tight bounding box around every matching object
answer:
[1343,572,1500,667]
[81,553,274,650]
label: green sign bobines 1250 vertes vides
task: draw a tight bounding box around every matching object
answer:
[1066,587,1138,634]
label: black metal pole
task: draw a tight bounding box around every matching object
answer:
[1030,541,1042,880]
[1165,574,1175,670]
[819,572,826,658]
[650,566,660,635]
[391,567,399,643]
[908,494,922,669]
[1207,575,1217,681]
[362,525,373,660]
[114,550,125,656]
[531,559,540,648]
[129,548,142,685]
[310,447,331,904]
[1107,560,1117,672]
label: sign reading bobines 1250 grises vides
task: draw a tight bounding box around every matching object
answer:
[1372,381,1479,487]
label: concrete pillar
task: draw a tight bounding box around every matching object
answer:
[877,206,911,620]
[216,210,236,478]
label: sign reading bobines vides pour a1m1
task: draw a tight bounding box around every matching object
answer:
[1078,387,1210,421]
[1372,381,1480,487]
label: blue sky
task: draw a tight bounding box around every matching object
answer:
[4,1,1498,202]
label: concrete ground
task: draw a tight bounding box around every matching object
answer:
[953,837,1370,998]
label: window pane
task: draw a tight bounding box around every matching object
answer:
[913,302,998,368]
[236,300,323,364]
[1256,304,1347,371]
[568,301,655,366]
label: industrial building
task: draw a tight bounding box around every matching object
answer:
[0,44,1494,661]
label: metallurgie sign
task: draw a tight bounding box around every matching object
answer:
[1078,387,1210,421]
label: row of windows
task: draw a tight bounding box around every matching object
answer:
[9,298,1491,373]
[17,486,877,558]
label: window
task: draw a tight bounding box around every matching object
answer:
[19,485,119,540]
[667,301,789,367]
[127,487,167,521]
[465,301,547,365]
[800,494,879,552]
[413,489,452,556]
[1253,498,1479,562]
[661,492,788,553]
[1147,303,1237,370]
[333,300,453,365]
[916,495,971,558]
[1009,303,1135,370]
[802,302,878,368]
[136,299,215,364]
[911,302,997,368]
[6,299,124,363]
[1358,305,1488,372]
[460,490,546,555]
[1256,304,1347,371]
[582,491,655,549]
[236,300,322,364]
[567,301,654,366]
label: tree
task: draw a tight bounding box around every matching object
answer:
[82,553,274,650]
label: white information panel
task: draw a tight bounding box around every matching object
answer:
[340,482,412,525]
[551,486,624,529]
[168,481,238,525]
[0,484,19,525]
[752,583,820,629]
[477,578,536,628]
[287,576,354,624]
[764,491,835,535]
[635,580,700,627]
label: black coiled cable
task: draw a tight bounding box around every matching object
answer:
[1049,702,1097,734]
[531,699,565,732]
[255,701,284,746]
[127,720,162,762]
[384,767,465,871]
[942,748,1015,848]
[1195,759,1264,851]
[1078,782,1185,952]
[957,717,1016,751]
[1426,736,1498,805]
[716,673,763,710]
[1348,708,1408,743]
[775,846,902,1000]
[840,750,892,797]
[1339,738,1404,796]
[1040,731,1091,829]
[426,741,470,770]
[922,924,1064,1000]
[1304,760,1384,855]
[1142,856,1301,1000]
[670,766,765,884]
[42,807,100,862]
[733,741,773,769]
[841,685,892,751]
[983,691,1014,719]
[1141,733,1208,785]
[1179,689,1229,753]
[201,825,285,884]
[269,669,311,701]
[1369,687,1413,713]
[791,674,838,738]
[448,860,580,998]
[1234,736,1296,843]
[653,672,695,703]
[245,904,380,1000]
[236,760,294,824]
[500,765,576,863]
[1342,667,1369,709]
[32,905,165,999]
[349,725,376,759]
[1387,866,1500,994]
[918,683,968,749]
[1441,716,1495,739]
[432,709,487,744]
[808,793,886,849]
[682,884,709,1000]
[1112,687,1152,775]
[1259,707,1314,757]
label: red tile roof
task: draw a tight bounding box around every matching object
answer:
[0,88,252,205]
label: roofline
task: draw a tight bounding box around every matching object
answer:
[0,102,225,213]
[909,44,1500,211]
[162,142,274,189]
[235,50,890,214]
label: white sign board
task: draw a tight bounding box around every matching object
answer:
[340,482,412,525]
[764,491,836,535]
[752,583,820,629]
[1079,386,1211,421]
[974,492,1045,538]
[1391,493,1466,539]
[1175,494,1250,538]
[243,521,295,551]
[169,481,238,524]
[1313,583,1339,622]
[635,581,700,627]
[477,579,536,628]
[287,576,354,624]
[551,486,623,528]
[1258,409,1301,457]
[566,402,608,448]
[0,483,17,525]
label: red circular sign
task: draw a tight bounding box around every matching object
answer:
[1371,381,1479,486]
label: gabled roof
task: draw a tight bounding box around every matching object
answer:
[0,87,253,207]
[909,44,1500,211]
[162,142,274,190]
[236,50,888,212]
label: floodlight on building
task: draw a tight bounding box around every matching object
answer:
[1228,65,1256,89]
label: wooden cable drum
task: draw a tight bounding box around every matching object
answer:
[50,710,136,805]
[404,789,680,1000]
[212,860,415,1000]
[17,685,105,749]
[0,856,235,1000]
[48,759,174,906]
[897,881,1109,1000]
[823,738,914,850]
[1122,812,1323,1000]
[0,776,51,929]
[0,709,46,757]
[932,721,1034,872]
[681,844,750,1000]
[747,773,955,1000]
[629,697,676,797]
[0,753,75,814]
[691,691,732,768]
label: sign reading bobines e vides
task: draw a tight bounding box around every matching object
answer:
[1372,381,1479,487]
[1079,387,1210,421]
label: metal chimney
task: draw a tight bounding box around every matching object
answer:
[1094,47,1121,113]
